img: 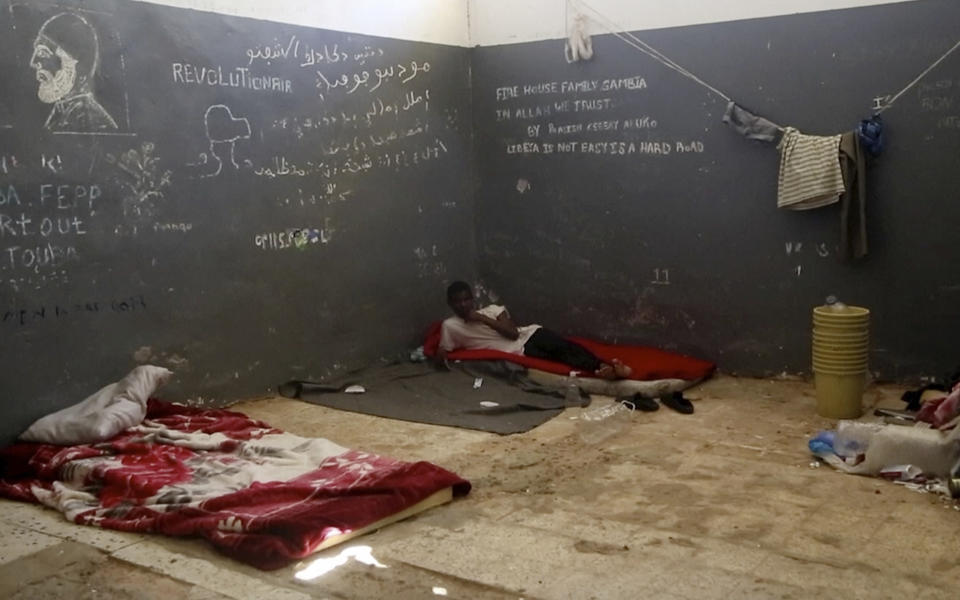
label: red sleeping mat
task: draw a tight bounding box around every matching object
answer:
[423,321,715,381]
[0,400,470,570]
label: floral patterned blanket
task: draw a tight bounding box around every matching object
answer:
[0,400,470,569]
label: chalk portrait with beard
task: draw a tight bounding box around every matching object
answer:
[30,12,117,132]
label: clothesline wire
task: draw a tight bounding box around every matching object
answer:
[878,38,960,113]
[570,0,732,103]
[571,0,960,117]
[571,0,702,83]
[572,0,693,78]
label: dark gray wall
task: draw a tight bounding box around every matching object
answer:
[472,0,960,381]
[0,0,476,444]
[4,0,960,445]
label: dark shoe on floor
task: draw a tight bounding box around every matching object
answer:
[661,392,694,414]
[622,395,659,412]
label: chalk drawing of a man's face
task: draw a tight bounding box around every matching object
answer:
[30,39,79,103]
[28,12,118,132]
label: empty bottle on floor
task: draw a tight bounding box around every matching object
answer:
[565,371,581,406]
[577,401,634,444]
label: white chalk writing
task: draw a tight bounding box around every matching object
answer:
[153,222,193,233]
[271,89,431,140]
[491,72,712,161]
[496,98,615,122]
[785,241,831,258]
[506,140,701,156]
[921,96,953,111]
[242,35,384,69]
[277,185,353,208]
[540,117,659,137]
[302,43,384,68]
[917,79,960,116]
[316,61,430,100]
[245,35,301,66]
[0,155,22,174]
[41,154,64,173]
[171,63,293,95]
[254,138,448,178]
[413,245,446,278]
[0,184,20,206]
[254,220,334,250]
[496,76,647,100]
[1,181,101,286]
[938,115,960,129]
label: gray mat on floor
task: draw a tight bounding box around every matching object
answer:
[283,362,585,435]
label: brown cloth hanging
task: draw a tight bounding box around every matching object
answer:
[838,131,868,261]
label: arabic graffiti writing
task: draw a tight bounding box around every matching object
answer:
[316,61,431,100]
[271,88,431,139]
[275,185,352,208]
[253,138,449,179]
[244,35,384,69]
[227,37,457,238]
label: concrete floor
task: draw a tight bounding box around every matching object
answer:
[2,375,959,599]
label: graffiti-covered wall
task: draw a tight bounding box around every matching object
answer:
[0,0,475,443]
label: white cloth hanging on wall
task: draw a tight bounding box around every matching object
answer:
[565,14,593,62]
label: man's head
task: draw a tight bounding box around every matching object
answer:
[446,280,474,319]
[30,13,99,104]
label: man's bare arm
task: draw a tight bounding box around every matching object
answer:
[468,309,520,340]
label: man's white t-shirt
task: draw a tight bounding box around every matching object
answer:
[439,304,541,354]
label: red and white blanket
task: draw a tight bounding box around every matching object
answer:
[0,401,470,569]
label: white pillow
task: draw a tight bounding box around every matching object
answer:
[20,365,173,445]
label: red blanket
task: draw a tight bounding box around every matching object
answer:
[0,401,470,570]
[423,322,715,381]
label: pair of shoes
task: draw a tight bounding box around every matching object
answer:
[661,392,694,414]
[622,394,659,412]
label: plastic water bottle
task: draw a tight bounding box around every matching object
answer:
[825,295,847,311]
[833,421,881,460]
[577,401,634,444]
[564,371,581,406]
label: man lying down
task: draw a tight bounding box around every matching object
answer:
[436,281,633,380]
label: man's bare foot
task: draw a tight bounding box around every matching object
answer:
[611,359,632,379]
[595,364,617,380]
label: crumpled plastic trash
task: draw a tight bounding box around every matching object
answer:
[809,420,960,483]
[878,464,924,482]
[808,430,835,456]
[409,346,427,362]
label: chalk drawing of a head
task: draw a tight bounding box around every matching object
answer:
[30,12,117,131]
[203,104,251,176]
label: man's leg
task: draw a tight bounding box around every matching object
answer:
[523,328,604,372]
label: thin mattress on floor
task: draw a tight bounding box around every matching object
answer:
[423,321,716,386]
[0,400,470,570]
